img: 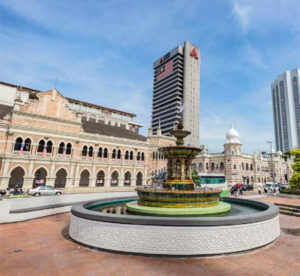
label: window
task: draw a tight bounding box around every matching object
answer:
[37,140,45,153]
[98,147,103,158]
[66,143,72,155]
[88,146,93,157]
[14,137,23,151]
[59,142,65,154]
[23,138,31,152]
[125,151,129,160]
[47,141,53,153]
[82,145,88,156]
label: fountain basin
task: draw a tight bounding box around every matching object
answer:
[126,200,231,216]
[136,187,223,208]
[69,196,280,256]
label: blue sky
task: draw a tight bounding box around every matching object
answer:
[1,0,300,153]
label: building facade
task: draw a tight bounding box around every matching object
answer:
[151,41,200,147]
[0,82,174,192]
[271,69,300,152]
[193,125,293,188]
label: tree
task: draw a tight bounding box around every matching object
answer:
[289,149,300,189]
[192,169,201,187]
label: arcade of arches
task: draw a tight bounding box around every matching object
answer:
[5,166,145,190]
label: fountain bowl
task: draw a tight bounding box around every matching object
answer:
[69,195,280,256]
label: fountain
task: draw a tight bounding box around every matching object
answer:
[69,117,280,256]
[127,116,231,216]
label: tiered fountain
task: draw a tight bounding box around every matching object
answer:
[127,116,231,216]
[69,116,280,256]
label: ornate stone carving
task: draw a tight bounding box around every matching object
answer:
[69,215,280,255]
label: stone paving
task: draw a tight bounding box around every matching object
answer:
[0,197,299,276]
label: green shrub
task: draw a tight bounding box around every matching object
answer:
[280,189,300,195]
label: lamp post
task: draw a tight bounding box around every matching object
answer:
[267,141,276,186]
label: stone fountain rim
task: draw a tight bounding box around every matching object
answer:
[71,196,278,227]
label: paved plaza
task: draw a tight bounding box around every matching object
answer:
[0,196,299,276]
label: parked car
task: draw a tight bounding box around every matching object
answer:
[264,182,277,193]
[242,184,254,191]
[278,183,290,190]
[27,186,64,196]
[0,189,6,196]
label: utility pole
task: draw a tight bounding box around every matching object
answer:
[267,141,275,185]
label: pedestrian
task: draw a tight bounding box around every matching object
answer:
[239,187,243,196]
[258,184,261,195]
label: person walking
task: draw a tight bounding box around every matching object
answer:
[258,184,261,195]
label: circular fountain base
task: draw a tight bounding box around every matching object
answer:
[69,196,280,256]
[126,201,231,216]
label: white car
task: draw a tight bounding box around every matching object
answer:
[28,186,64,196]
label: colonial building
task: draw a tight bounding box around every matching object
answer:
[193,125,293,187]
[0,82,173,192]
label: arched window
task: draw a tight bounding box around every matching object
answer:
[152,151,155,160]
[155,152,158,160]
[66,143,72,155]
[79,170,90,187]
[220,162,224,171]
[211,163,215,172]
[46,141,53,153]
[37,140,45,152]
[88,146,93,157]
[104,148,108,158]
[250,164,253,171]
[124,171,131,186]
[117,149,121,159]
[14,137,23,151]
[111,171,119,186]
[206,162,208,170]
[158,152,161,160]
[96,170,105,187]
[33,168,47,188]
[23,138,31,152]
[130,151,133,160]
[98,147,103,158]
[112,149,116,159]
[125,151,129,160]
[199,163,203,171]
[55,169,67,188]
[8,167,25,189]
[137,152,141,161]
[141,152,145,161]
[82,145,88,156]
[246,163,249,170]
[136,172,143,186]
[58,142,65,154]
[242,163,244,170]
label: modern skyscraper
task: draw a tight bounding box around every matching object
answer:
[151,41,200,146]
[271,68,300,152]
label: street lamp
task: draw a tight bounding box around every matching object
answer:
[267,141,276,186]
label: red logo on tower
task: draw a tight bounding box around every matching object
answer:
[189,48,198,60]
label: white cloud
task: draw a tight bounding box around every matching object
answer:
[232,1,251,31]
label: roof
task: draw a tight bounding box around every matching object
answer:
[0,104,12,119]
[0,81,40,93]
[66,97,136,118]
[82,120,147,142]
[0,81,136,118]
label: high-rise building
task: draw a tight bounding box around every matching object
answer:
[271,69,300,152]
[151,41,200,146]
